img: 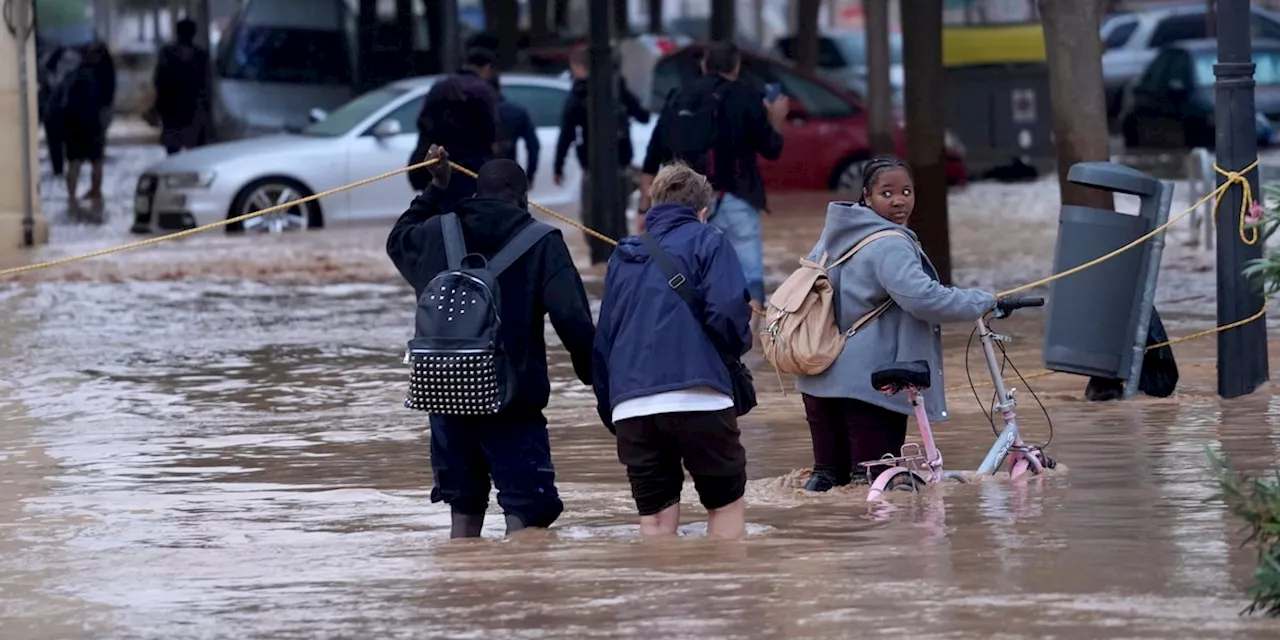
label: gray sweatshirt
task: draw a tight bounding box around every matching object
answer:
[793,202,996,421]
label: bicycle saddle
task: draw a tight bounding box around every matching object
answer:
[870,360,931,392]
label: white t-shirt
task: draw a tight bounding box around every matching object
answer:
[612,386,734,423]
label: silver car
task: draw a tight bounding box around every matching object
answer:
[134,74,656,233]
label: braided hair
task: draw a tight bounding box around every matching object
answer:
[857,155,913,206]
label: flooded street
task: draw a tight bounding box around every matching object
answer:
[4,151,1280,638]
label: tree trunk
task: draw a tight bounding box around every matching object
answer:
[554,0,570,31]
[530,0,550,42]
[901,0,951,284]
[793,0,821,72]
[357,0,378,92]
[865,0,894,155]
[648,0,664,34]
[614,0,629,37]
[1039,0,1113,212]
[483,0,520,69]
[710,0,735,42]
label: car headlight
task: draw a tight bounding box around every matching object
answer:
[162,172,216,189]
[944,129,966,155]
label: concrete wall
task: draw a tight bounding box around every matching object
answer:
[0,15,48,253]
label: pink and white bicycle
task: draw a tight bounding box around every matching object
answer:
[861,296,1057,501]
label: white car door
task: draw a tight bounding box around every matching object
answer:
[500,82,583,220]
[344,95,424,222]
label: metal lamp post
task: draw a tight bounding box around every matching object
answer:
[1214,0,1269,398]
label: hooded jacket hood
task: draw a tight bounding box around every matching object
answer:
[614,203,701,263]
[808,201,918,265]
[451,196,534,255]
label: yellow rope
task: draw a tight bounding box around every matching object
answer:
[996,158,1259,298]
[949,159,1267,393]
[1,151,1268,349]
[0,157,448,278]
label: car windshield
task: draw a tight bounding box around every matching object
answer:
[1193,49,1280,87]
[830,32,903,67]
[216,25,352,85]
[302,86,409,137]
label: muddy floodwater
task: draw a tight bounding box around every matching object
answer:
[3,178,1280,638]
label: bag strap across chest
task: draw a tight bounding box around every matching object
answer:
[440,213,555,276]
[819,229,913,335]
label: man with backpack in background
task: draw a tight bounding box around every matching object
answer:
[553,45,650,232]
[640,41,789,326]
[386,146,596,539]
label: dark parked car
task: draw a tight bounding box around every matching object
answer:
[1119,38,1280,149]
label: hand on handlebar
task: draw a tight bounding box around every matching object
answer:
[994,296,1045,319]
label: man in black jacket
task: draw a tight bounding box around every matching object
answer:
[640,41,787,318]
[386,148,596,538]
[553,45,650,237]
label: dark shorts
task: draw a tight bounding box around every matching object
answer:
[614,408,747,516]
[64,126,105,162]
[428,411,563,528]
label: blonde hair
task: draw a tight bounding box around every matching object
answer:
[649,162,714,211]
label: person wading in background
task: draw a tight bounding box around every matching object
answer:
[640,41,787,330]
[152,19,211,156]
[406,71,498,210]
[553,45,650,231]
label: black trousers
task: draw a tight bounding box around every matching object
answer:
[45,118,66,175]
[801,395,907,484]
[428,411,563,528]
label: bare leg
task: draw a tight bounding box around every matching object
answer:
[639,503,680,538]
[86,160,105,200]
[706,498,746,540]
[66,161,82,210]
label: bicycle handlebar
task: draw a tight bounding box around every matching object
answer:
[999,296,1044,311]
[993,296,1045,319]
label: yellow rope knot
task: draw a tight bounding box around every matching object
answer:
[1212,158,1261,246]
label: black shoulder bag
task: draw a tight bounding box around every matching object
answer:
[638,233,757,417]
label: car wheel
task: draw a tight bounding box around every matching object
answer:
[226,178,322,234]
[831,155,871,194]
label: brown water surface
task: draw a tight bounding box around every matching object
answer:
[2,181,1279,638]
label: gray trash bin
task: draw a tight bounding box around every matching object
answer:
[1042,162,1174,394]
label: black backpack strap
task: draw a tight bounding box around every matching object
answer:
[440,213,467,270]
[639,232,697,310]
[487,221,555,276]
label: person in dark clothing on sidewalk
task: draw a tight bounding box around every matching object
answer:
[641,41,788,319]
[387,147,596,538]
[593,162,753,540]
[553,45,650,229]
[490,71,540,184]
[153,19,211,156]
[62,43,113,211]
[39,43,81,177]
[405,71,498,207]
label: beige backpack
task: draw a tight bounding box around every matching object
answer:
[761,230,905,377]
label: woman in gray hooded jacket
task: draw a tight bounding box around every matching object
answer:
[796,156,996,492]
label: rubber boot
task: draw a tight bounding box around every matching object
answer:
[804,467,842,492]
[504,514,528,536]
[450,509,485,539]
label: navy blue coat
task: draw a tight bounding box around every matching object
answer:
[592,204,753,428]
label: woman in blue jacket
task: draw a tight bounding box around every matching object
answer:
[593,162,754,539]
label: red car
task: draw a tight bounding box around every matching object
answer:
[649,45,968,192]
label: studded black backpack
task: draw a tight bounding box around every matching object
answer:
[404,213,553,415]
